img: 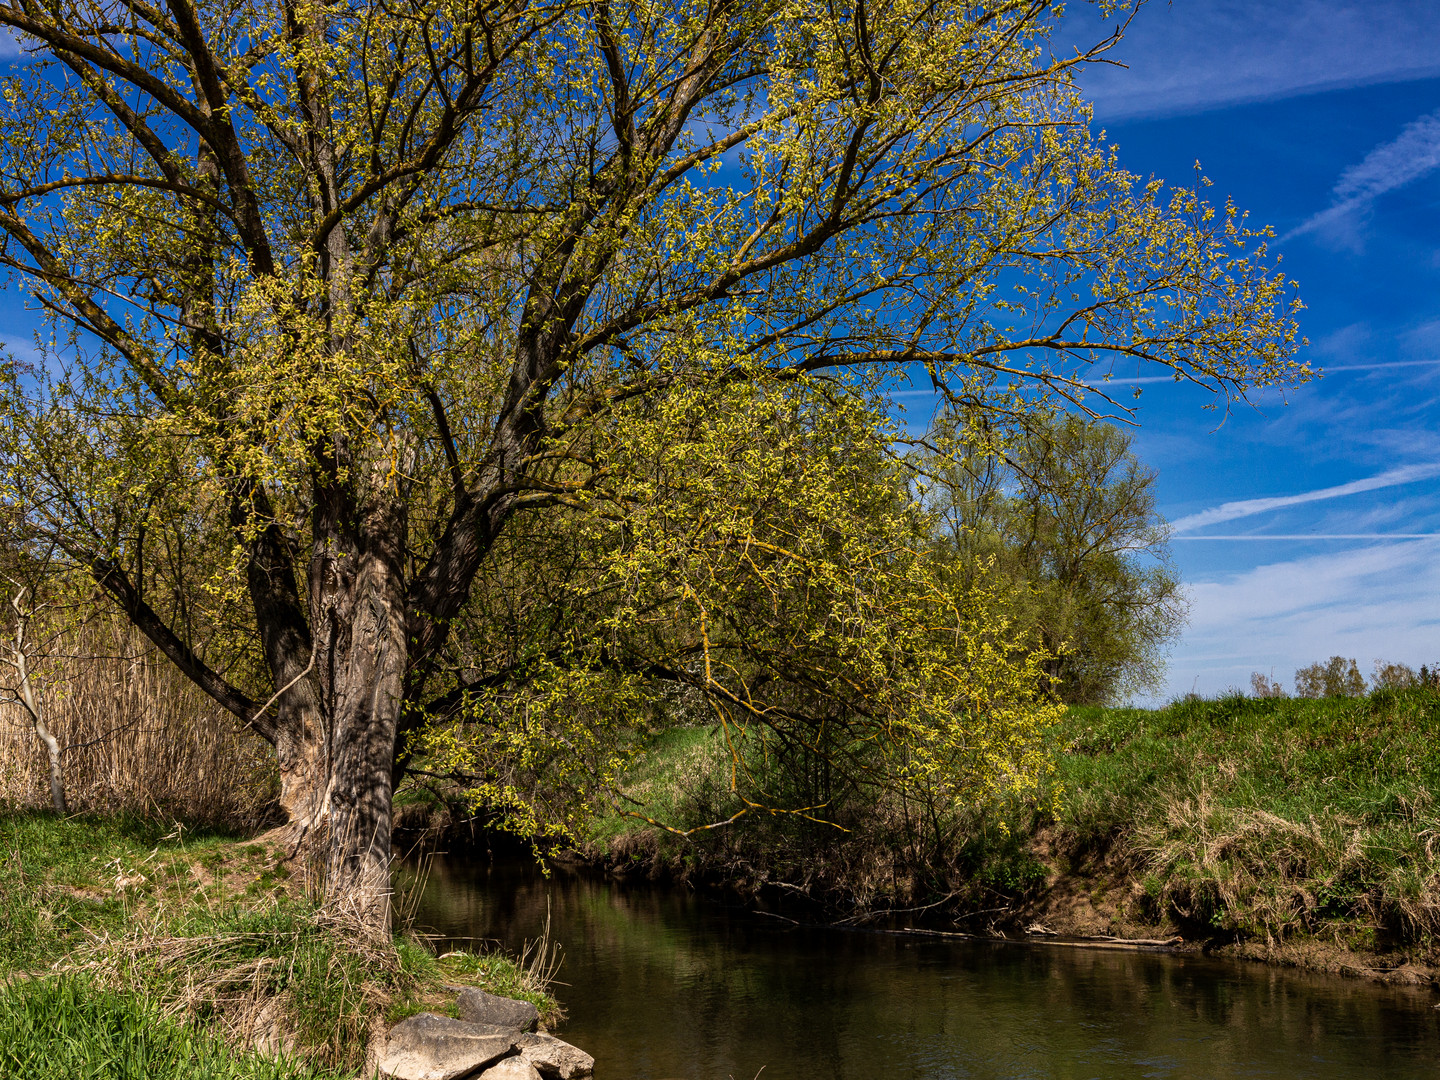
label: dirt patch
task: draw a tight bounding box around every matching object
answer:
[997,827,1161,939]
[1213,938,1440,987]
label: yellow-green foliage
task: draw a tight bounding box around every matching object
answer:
[416,380,1063,840]
[0,0,1307,916]
[0,0,1307,663]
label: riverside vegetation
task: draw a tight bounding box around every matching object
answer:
[581,687,1440,985]
[0,811,563,1079]
[4,623,1439,1080]
[0,0,1307,940]
[0,626,562,1079]
[0,0,1387,1068]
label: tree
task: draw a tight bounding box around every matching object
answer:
[1294,656,1365,699]
[1249,671,1284,698]
[414,384,1069,849]
[0,581,67,814]
[1372,661,1417,690]
[0,0,1305,929]
[925,409,1186,704]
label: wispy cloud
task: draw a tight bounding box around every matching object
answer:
[1170,464,1440,534]
[1071,1,1440,120]
[1320,359,1440,374]
[1084,374,1188,387]
[1285,109,1440,245]
[1175,534,1440,541]
[1079,358,1440,391]
[0,335,40,364]
[1151,541,1440,703]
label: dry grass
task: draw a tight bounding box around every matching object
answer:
[87,909,406,1065]
[1047,691,1440,955]
[0,813,543,1073]
[0,811,569,1073]
[0,617,278,828]
[1131,783,1440,946]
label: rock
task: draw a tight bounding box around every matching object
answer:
[515,1032,595,1080]
[377,1013,515,1080]
[477,1058,544,1080]
[453,1021,526,1039]
[456,988,540,1034]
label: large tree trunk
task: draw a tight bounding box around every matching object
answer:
[319,546,407,932]
[266,602,403,932]
[261,477,410,934]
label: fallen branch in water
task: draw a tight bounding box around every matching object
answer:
[888,927,1185,951]
[833,893,962,926]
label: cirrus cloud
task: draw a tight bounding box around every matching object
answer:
[1284,108,1440,246]
[1169,464,1440,534]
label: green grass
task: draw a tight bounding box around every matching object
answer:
[589,726,723,845]
[432,950,565,1026]
[0,811,562,1076]
[589,689,1440,955]
[1049,690,1440,944]
[0,975,342,1080]
[0,814,250,973]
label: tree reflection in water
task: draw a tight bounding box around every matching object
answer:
[402,856,1440,1080]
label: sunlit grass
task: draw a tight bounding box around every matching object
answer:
[0,974,344,1080]
[0,811,561,1074]
[1054,689,1440,943]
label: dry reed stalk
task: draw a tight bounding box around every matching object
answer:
[0,617,277,828]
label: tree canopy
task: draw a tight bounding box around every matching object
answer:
[0,0,1306,928]
[1294,656,1366,699]
[926,409,1186,704]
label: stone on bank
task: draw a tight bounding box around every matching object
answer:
[457,989,540,1033]
[514,1032,595,1080]
[375,992,593,1080]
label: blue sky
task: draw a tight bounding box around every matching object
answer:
[3,3,1438,703]
[1071,0,1440,701]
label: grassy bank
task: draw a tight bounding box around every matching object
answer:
[587,689,1440,981]
[0,813,561,1078]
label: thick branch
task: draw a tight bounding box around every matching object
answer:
[83,551,268,739]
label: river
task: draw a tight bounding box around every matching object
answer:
[406,854,1440,1079]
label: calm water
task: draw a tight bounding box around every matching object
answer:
[407,855,1440,1080]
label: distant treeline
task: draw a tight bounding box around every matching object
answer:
[1249,656,1440,700]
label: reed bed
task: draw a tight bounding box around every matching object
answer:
[0,618,277,829]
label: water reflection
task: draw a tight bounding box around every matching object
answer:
[406,856,1439,1080]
